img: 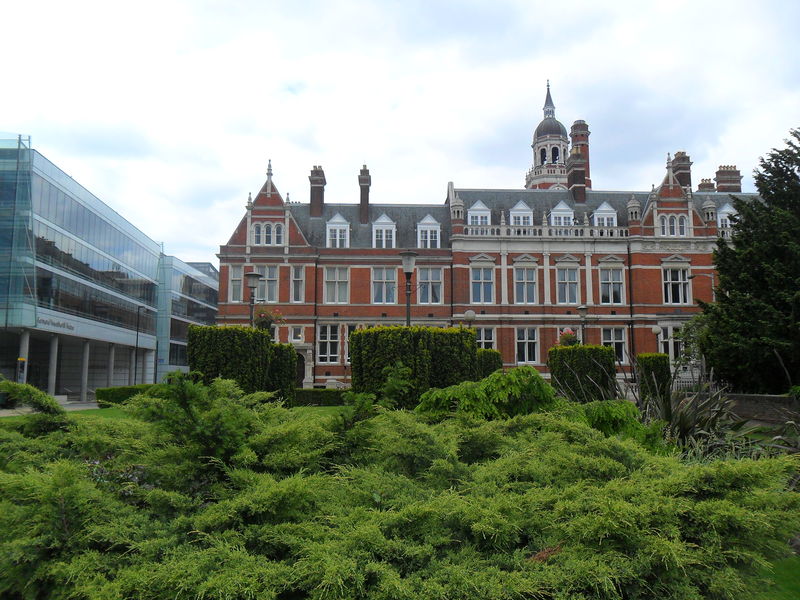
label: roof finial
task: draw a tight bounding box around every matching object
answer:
[246,192,253,210]
[266,159,273,193]
[543,81,555,119]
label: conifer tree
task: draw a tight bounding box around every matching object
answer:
[700,129,800,393]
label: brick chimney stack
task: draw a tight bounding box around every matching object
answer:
[566,146,587,204]
[697,178,716,192]
[569,120,591,188]
[671,151,692,189]
[358,165,371,224]
[715,165,742,193]
[309,166,326,217]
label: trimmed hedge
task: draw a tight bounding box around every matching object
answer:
[96,384,154,407]
[636,353,672,405]
[476,348,503,379]
[350,326,477,400]
[547,344,616,403]
[187,325,296,402]
[291,388,346,407]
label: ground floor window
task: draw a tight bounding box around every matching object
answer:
[516,327,537,363]
[602,327,626,363]
[318,325,339,363]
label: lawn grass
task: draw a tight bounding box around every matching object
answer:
[754,555,800,600]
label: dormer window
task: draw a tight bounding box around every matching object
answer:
[468,200,491,226]
[326,214,350,248]
[417,214,441,249]
[549,200,574,227]
[510,200,533,226]
[372,214,397,249]
[718,203,735,230]
[592,201,617,227]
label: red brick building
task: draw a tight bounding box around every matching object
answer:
[217,87,751,388]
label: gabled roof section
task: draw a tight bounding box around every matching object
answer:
[469,253,496,264]
[657,154,686,199]
[252,160,286,208]
[374,213,395,225]
[594,201,616,214]
[419,214,440,225]
[510,200,532,212]
[550,200,573,213]
[468,200,490,212]
[718,202,735,214]
[327,212,349,225]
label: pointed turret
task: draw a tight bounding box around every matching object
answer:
[543,80,555,119]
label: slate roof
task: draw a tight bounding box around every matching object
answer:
[288,203,452,249]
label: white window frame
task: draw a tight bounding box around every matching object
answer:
[468,201,491,226]
[659,325,684,364]
[291,265,304,303]
[475,327,494,349]
[512,214,532,226]
[318,324,339,363]
[556,267,578,304]
[663,268,690,304]
[264,223,273,245]
[253,224,262,245]
[274,223,283,245]
[516,327,538,364]
[372,267,397,304]
[471,267,494,304]
[418,226,440,249]
[602,327,627,363]
[324,267,349,304]
[263,265,278,303]
[514,266,537,304]
[229,265,242,302]
[374,227,395,249]
[599,268,623,305]
[291,326,303,342]
[417,267,442,304]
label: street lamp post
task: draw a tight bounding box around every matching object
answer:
[651,325,662,353]
[244,271,263,327]
[577,304,589,343]
[399,250,418,327]
[688,272,716,302]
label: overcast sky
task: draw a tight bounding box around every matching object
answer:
[3,0,798,265]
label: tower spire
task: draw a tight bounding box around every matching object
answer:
[266,159,273,193]
[543,80,555,119]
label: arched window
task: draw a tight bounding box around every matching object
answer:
[660,216,667,236]
[551,147,560,163]
[274,224,283,245]
[253,224,261,245]
[678,216,686,236]
[540,148,547,165]
[669,216,676,236]
[264,223,272,245]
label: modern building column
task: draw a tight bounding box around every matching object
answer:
[17,329,30,384]
[48,335,59,396]
[129,348,136,385]
[80,340,90,403]
[107,344,115,387]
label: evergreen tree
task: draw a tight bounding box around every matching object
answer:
[700,129,800,393]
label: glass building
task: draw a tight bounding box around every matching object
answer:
[0,134,217,401]
[156,257,218,382]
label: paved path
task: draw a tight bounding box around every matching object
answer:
[0,401,99,418]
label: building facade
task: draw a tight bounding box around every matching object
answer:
[0,135,218,400]
[217,91,751,388]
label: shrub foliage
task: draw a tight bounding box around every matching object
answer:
[636,352,672,412]
[350,326,477,400]
[187,325,296,401]
[548,344,616,403]
[476,348,503,379]
[95,384,154,407]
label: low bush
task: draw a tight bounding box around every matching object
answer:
[476,348,503,379]
[583,399,641,437]
[95,384,154,408]
[416,366,556,420]
[637,353,672,412]
[547,345,616,403]
[291,388,345,407]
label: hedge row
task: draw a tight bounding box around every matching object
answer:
[636,353,672,405]
[187,325,296,402]
[96,384,154,407]
[547,344,616,403]
[476,348,503,379]
[350,326,477,400]
[291,388,346,407]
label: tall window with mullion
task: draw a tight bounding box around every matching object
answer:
[291,265,304,303]
[471,267,494,304]
[229,265,242,302]
[516,327,537,363]
[599,268,623,304]
[324,267,349,304]
[514,267,537,304]
[663,268,689,304]
[255,265,278,302]
[556,267,578,304]
[318,324,339,363]
[418,267,442,304]
[372,267,397,304]
[602,327,626,363]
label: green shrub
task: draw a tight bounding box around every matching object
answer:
[291,388,345,407]
[350,326,477,400]
[476,348,503,379]
[788,385,800,403]
[187,325,296,402]
[583,399,641,437]
[637,353,672,404]
[416,366,556,420]
[95,384,153,408]
[547,344,616,403]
